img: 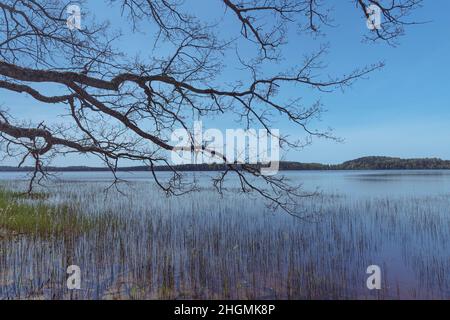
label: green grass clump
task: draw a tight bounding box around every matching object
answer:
[0,188,97,236]
[6,190,50,201]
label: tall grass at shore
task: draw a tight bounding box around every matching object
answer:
[0,188,116,237]
[0,179,448,300]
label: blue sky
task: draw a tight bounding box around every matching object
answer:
[2,0,450,166]
[297,1,450,163]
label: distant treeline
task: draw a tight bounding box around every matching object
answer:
[334,156,450,170]
[1,156,450,172]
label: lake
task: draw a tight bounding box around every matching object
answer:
[0,170,449,299]
[4,169,450,195]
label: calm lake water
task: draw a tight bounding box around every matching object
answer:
[2,169,450,197]
[0,170,449,299]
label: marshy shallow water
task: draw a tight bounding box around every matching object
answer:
[0,170,449,299]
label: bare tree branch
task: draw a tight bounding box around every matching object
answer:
[0,0,422,214]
